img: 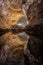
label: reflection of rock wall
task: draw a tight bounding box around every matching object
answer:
[0,32,28,65]
[25,0,43,65]
[0,0,43,65]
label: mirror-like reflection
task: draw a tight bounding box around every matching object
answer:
[18,32,29,41]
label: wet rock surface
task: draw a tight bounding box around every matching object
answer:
[0,0,43,65]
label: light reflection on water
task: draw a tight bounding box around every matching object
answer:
[18,32,29,41]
